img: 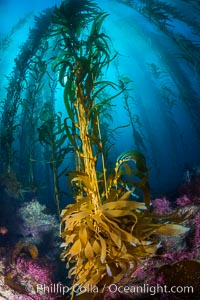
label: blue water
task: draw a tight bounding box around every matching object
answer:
[1,0,200,197]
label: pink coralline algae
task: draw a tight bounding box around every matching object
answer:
[176,195,191,206]
[0,255,65,300]
[16,257,53,285]
[152,197,172,214]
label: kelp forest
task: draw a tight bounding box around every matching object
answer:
[0,0,200,299]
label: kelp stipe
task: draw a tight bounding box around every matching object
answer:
[49,1,189,298]
[38,103,72,215]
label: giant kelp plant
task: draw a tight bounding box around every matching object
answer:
[49,0,188,297]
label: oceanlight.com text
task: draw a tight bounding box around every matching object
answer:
[108,283,194,296]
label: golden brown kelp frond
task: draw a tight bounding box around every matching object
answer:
[61,190,189,296]
[61,199,149,291]
[61,150,188,295]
